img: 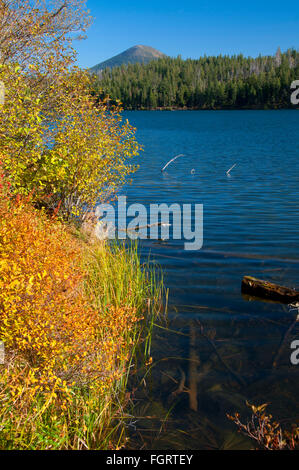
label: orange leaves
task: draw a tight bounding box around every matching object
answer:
[0,179,159,448]
[0,193,133,407]
[228,403,299,450]
[0,189,144,443]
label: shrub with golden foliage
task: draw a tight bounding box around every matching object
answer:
[0,2,140,221]
[0,62,140,220]
[0,176,143,448]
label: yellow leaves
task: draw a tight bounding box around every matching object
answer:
[37,270,47,281]
[8,279,21,290]
[26,275,35,294]
[145,357,153,367]
[246,401,269,415]
[0,62,139,220]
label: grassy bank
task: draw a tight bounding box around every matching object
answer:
[0,189,165,450]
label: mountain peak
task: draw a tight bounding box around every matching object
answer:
[90,45,166,74]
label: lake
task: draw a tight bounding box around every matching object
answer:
[121,110,299,449]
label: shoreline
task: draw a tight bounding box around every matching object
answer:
[123,106,299,111]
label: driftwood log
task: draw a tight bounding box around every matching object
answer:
[242,276,299,304]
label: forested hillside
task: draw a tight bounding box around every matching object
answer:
[92,48,299,109]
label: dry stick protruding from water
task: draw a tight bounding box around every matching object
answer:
[161,154,185,172]
[226,163,237,176]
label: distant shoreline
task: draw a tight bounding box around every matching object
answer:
[123,106,298,111]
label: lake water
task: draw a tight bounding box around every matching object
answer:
[121,110,299,449]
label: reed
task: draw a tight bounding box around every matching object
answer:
[83,239,165,374]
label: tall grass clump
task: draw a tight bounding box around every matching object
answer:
[81,240,166,446]
[0,178,165,449]
[83,240,165,374]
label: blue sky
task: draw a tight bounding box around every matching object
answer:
[74,0,299,69]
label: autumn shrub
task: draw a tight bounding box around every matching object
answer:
[228,403,299,450]
[0,177,162,449]
[0,63,140,220]
[0,2,139,221]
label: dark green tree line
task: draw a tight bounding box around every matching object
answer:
[91,48,299,110]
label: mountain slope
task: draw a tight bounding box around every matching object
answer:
[90,45,166,74]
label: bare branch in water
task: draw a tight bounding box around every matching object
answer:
[161,154,185,172]
[226,163,237,176]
